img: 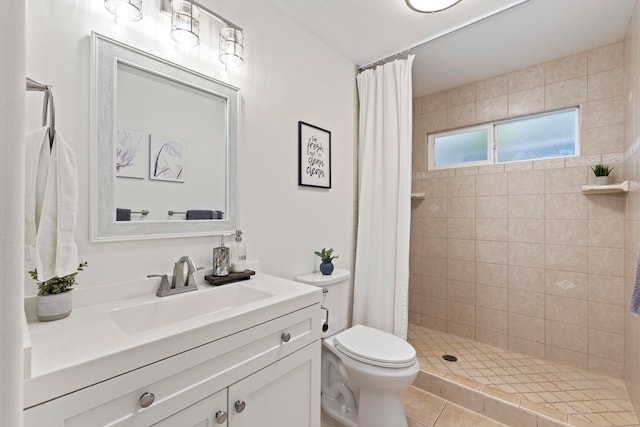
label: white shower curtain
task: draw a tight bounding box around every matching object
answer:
[353,55,414,340]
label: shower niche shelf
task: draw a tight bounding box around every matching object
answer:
[411,193,426,200]
[581,180,629,195]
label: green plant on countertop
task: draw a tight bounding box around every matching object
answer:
[28,261,88,296]
[592,164,614,177]
[314,248,339,262]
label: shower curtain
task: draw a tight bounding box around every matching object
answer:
[353,55,414,340]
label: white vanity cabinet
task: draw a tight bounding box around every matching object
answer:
[24,303,321,427]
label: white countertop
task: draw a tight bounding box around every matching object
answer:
[23,271,321,408]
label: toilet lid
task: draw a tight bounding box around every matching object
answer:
[333,324,417,368]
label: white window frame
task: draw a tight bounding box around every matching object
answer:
[427,107,580,170]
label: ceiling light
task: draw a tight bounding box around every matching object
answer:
[219,27,244,67]
[170,0,200,47]
[104,0,143,21]
[405,0,462,13]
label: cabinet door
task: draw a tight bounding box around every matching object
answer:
[228,342,320,427]
[153,389,228,427]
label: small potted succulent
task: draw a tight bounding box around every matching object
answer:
[314,248,338,276]
[592,164,614,186]
[29,261,88,321]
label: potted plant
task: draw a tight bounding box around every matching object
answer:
[592,164,614,186]
[314,248,338,276]
[29,261,87,321]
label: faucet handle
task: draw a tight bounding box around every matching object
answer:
[148,274,172,296]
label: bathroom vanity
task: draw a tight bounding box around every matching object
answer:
[23,272,322,426]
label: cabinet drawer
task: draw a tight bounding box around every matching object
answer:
[24,304,320,427]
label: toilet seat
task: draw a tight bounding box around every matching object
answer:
[333,324,417,368]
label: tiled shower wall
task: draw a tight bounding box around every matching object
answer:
[409,42,626,377]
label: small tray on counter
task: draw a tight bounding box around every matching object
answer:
[204,269,256,286]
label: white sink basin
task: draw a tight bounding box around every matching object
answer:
[109,284,272,335]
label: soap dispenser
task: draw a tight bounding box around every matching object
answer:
[230,229,247,273]
[213,235,230,276]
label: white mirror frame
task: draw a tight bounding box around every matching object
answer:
[90,32,240,241]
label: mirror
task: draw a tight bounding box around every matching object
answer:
[90,33,239,241]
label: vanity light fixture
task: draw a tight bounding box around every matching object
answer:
[405,0,462,13]
[219,27,244,67]
[170,0,201,47]
[104,0,143,21]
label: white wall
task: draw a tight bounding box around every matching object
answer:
[24,0,355,293]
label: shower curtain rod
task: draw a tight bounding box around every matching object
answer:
[358,0,530,72]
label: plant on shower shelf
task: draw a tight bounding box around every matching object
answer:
[315,248,338,276]
[591,164,614,185]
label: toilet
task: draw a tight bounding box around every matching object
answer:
[296,269,419,427]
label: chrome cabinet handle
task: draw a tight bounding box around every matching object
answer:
[281,332,291,343]
[235,400,246,413]
[139,392,155,408]
[215,410,228,423]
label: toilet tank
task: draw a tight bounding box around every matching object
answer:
[295,269,351,338]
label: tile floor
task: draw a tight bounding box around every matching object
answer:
[407,323,639,427]
[320,386,507,427]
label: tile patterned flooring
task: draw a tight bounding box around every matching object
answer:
[407,324,639,427]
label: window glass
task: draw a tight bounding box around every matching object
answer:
[496,109,577,162]
[433,129,488,167]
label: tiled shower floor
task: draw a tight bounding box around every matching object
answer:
[407,323,639,426]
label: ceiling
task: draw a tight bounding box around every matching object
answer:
[266,0,637,98]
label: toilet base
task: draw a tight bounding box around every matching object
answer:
[358,388,408,427]
[321,394,357,427]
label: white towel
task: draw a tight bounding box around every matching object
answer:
[629,246,640,317]
[25,126,78,282]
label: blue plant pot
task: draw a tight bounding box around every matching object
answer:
[320,261,334,276]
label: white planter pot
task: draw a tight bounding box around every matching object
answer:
[595,176,609,186]
[37,290,73,321]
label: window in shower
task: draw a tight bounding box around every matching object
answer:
[427,107,579,170]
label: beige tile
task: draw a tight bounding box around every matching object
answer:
[423,256,448,278]
[447,301,475,326]
[589,329,623,362]
[588,42,623,74]
[476,306,508,334]
[581,97,624,129]
[476,241,508,265]
[423,237,447,258]
[448,84,475,107]
[565,154,602,168]
[545,320,588,353]
[508,64,545,92]
[587,194,625,219]
[507,170,545,195]
[545,244,589,273]
[435,403,504,427]
[545,52,587,84]
[476,284,508,310]
[545,76,588,109]
[477,196,508,219]
[476,96,508,122]
[420,197,448,218]
[447,239,475,261]
[509,313,545,343]
[588,355,623,378]
[508,195,545,219]
[508,219,544,243]
[417,218,448,238]
[544,167,588,194]
[544,270,588,299]
[589,219,624,248]
[508,87,545,116]
[447,259,475,283]
[476,262,508,287]
[423,91,448,113]
[504,161,533,172]
[508,336,545,358]
[545,194,587,219]
[447,280,475,305]
[447,218,474,239]
[423,296,447,319]
[476,75,508,100]
[508,242,545,268]
[478,164,505,175]
[455,166,478,177]
[447,321,475,339]
[448,197,475,218]
[447,176,476,197]
[507,265,545,293]
[475,328,508,349]
[588,247,623,276]
[545,219,588,246]
[482,398,537,427]
[545,295,588,326]
[588,274,623,305]
[422,315,448,331]
[588,301,623,334]
[545,345,589,370]
[425,109,448,133]
[588,68,623,101]
[423,276,447,298]
[448,103,476,128]
[509,288,544,318]
[476,173,507,196]
[402,386,446,427]
[580,125,623,156]
[476,219,508,242]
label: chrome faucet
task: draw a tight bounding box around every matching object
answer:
[149,256,198,297]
